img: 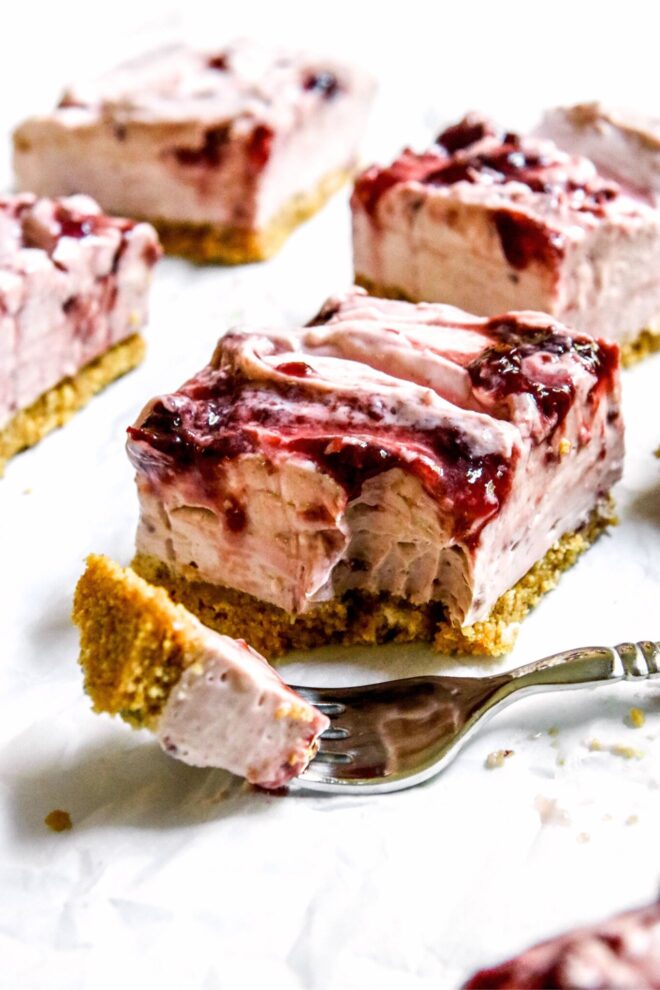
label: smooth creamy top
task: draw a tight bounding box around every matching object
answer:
[537,103,660,203]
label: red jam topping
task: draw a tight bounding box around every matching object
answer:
[353,116,620,253]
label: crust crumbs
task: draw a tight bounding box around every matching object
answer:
[355,274,660,368]
[132,498,616,661]
[0,334,144,475]
[147,166,353,264]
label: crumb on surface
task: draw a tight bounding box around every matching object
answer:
[485,748,514,769]
[611,743,644,760]
[577,831,590,844]
[626,814,640,826]
[548,726,560,737]
[558,438,572,456]
[535,795,571,826]
[588,738,603,751]
[628,707,646,729]
[44,810,72,832]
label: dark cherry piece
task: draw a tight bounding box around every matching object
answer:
[303,71,341,99]
[174,125,231,167]
[437,114,500,153]
[207,53,229,70]
[224,496,247,533]
[275,362,315,378]
[494,211,564,270]
[470,318,619,428]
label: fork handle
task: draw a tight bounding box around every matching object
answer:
[503,641,660,696]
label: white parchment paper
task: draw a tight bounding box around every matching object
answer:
[1,4,660,988]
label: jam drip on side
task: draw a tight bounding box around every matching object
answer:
[128,373,515,543]
[469,318,619,431]
[174,125,231,167]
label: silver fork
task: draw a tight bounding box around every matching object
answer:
[291,641,659,794]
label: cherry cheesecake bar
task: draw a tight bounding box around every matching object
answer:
[352,114,660,364]
[125,288,623,658]
[0,193,160,474]
[14,40,375,264]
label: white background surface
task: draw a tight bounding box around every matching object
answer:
[1,2,660,988]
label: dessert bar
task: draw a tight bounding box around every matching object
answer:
[126,288,623,658]
[352,114,660,364]
[464,901,660,989]
[14,40,375,264]
[0,193,159,474]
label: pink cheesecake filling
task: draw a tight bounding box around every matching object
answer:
[537,103,660,205]
[156,626,328,789]
[127,289,622,630]
[465,902,660,989]
[14,40,375,232]
[352,115,660,347]
[0,193,160,430]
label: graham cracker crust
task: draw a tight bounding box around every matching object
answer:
[0,334,144,476]
[619,327,660,367]
[73,554,205,729]
[133,498,616,659]
[152,167,352,264]
[355,274,660,368]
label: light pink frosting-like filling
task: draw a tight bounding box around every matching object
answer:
[0,193,159,430]
[156,626,328,788]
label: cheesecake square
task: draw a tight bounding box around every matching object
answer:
[125,288,622,658]
[0,193,160,474]
[73,555,328,790]
[351,114,660,363]
[14,40,375,264]
[464,902,660,989]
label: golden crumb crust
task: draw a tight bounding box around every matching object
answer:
[73,554,207,729]
[149,166,352,264]
[354,274,660,368]
[133,499,616,659]
[0,334,144,476]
